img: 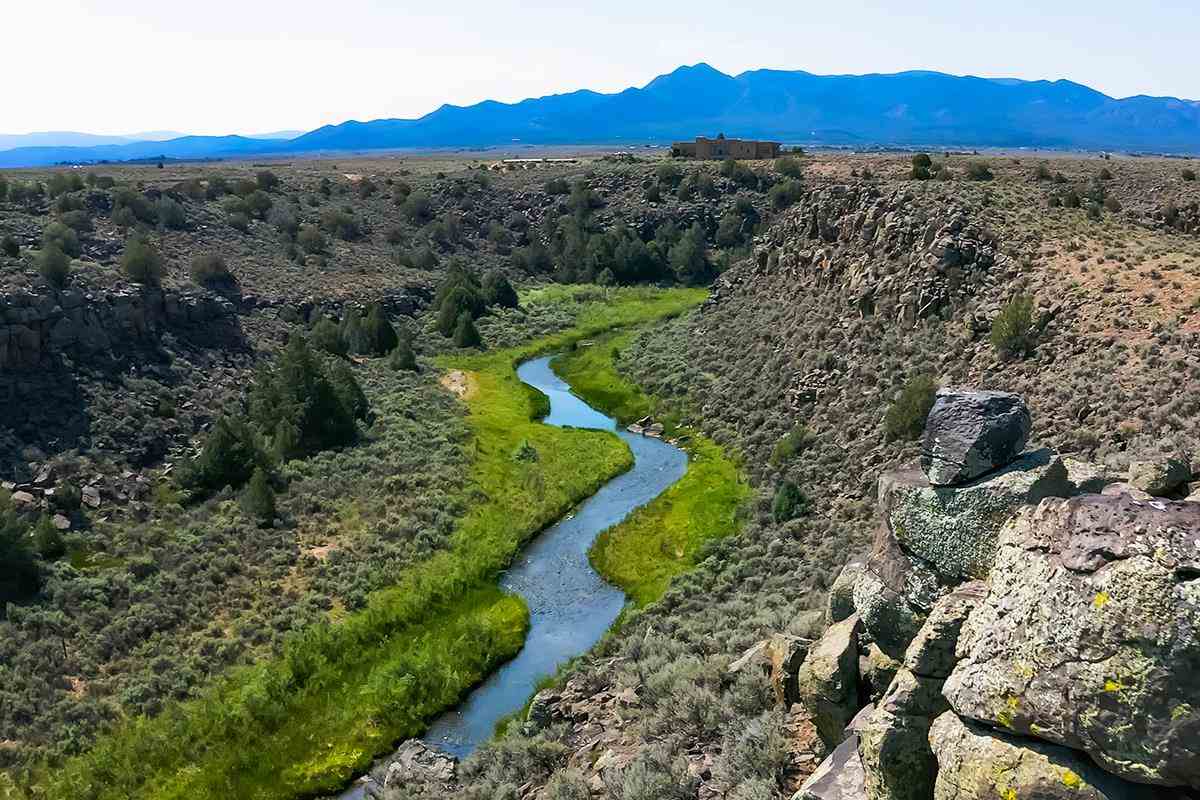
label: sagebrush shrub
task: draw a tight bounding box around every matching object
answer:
[884,374,938,441]
[990,294,1036,358]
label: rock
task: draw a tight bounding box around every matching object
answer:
[920,389,1031,486]
[903,581,986,679]
[728,633,809,705]
[795,734,866,800]
[859,645,901,704]
[858,667,951,800]
[1063,456,1120,494]
[524,689,558,734]
[853,527,942,659]
[827,562,865,625]
[81,485,101,508]
[928,711,1173,800]
[51,514,71,531]
[1101,482,1153,502]
[944,494,1200,789]
[380,740,456,789]
[1127,457,1190,496]
[794,614,862,749]
[10,490,36,506]
[879,448,1070,583]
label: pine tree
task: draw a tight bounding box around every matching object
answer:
[388,336,418,371]
[328,360,369,420]
[0,504,40,604]
[311,317,347,357]
[240,468,276,526]
[32,515,65,560]
[339,307,369,354]
[482,270,518,309]
[453,312,482,348]
[364,303,399,355]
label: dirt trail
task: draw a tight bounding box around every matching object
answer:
[440,369,478,400]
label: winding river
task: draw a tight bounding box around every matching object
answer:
[338,355,688,798]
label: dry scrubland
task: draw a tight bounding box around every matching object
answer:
[1,147,1199,798]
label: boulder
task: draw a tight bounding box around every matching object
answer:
[380,739,456,789]
[878,448,1070,583]
[903,581,986,679]
[920,389,1030,486]
[795,734,866,800]
[859,644,902,704]
[729,633,809,706]
[524,689,558,734]
[858,668,949,800]
[827,561,865,625]
[1127,457,1190,497]
[944,494,1200,789]
[929,711,1174,800]
[794,615,862,749]
[853,527,942,659]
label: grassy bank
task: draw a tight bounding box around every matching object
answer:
[551,330,748,606]
[21,286,705,800]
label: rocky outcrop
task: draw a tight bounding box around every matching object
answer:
[928,712,1175,800]
[1127,457,1191,496]
[920,390,1031,486]
[944,494,1200,789]
[879,448,1069,583]
[0,285,235,371]
[729,633,810,706]
[794,615,862,749]
[853,525,941,659]
[827,561,864,625]
[796,734,866,800]
[902,582,985,680]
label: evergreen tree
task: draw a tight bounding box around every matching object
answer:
[311,317,347,357]
[182,415,270,495]
[453,312,482,348]
[328,360,369,421]
[668,223,712,286]
[339,307,370,355]
[437,286,484,336]
[388,336,418,371]
[0,504,40,605]
[32,515,65,560]
[772,481,809,523]
[363,303,399,355]
[240,468,276,526]
[482,270,519,309]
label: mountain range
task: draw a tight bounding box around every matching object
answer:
[2,64,1197,167]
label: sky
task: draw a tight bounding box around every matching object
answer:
[4,0,1198,136]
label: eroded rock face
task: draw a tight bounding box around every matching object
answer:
[929,712,1172,800]
[880,448,1070,582]
[903,581,986,680]
[944,494,1200,789]
[920,389,1030,486]
[852,531,941,660]
[858,668,949,800]
[794,614,862,749]
[1127,458,1191,497]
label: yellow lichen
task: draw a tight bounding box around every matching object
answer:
[1093,591,1111,609]
[1002,789,1018,800]
[1104,679,1123,692]
[1062,768,1083,788]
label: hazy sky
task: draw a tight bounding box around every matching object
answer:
[5,0,1198,136]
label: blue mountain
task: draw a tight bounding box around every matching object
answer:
[2,64,1197,166]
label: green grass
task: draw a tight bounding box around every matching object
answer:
[21,285,705,800]
[551,331,749,606]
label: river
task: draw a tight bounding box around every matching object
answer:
[337,354,688,798]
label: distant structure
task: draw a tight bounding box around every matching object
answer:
[671,134,780,160]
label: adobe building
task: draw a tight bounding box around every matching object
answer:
[671,134,781,160]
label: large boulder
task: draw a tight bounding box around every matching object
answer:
[795,734,866,800]
[1127,457,1191,497]
[878,448,1070,583]
[858,668,949,800]
[944,494,1200,789]
[853,526,943,659]
[920,389,1030,486]
[827,561,865,625]
[859,644,902,704]
[929,712,1175,800]
[794,615,863,750]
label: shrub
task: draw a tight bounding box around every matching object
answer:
[120,235,164,285]
[1098,167,1113,180]
[668,223,712,285]
[297,224,326,254]
[384,224,405,245]
[0,501,40,605]
[0,174,7,201]
[59,209,93,233]
[243,190,273,219]
[911,153,933,180]
[1034,164,1052,181]
[320,207,361,241]
[112,186,156,223]
[1183,168,1197,182]
[190,254,234,286]
[771,481,808,523]
[32,515,65,560]
[388,337,417,371]
[770,423,814,467]
[990,294,1036,358]
[255,170,280,192]
[1103,195,1122,213]
[227,211,250,231]
[1063,189,1082,209]
[768,179,804,210]
[311,317,347,357]
[453,311,482,348]
[884,374,938,441]
[267,203,299,237]
[155,196,187,230]
[240,468,276,526]
[42,221,80,257]
[776,156,804,179]
[482,270,519,309]
[37,244,72,287]
[402,191,433,223]
[544,177,570,195]
[46,172,84,197]
[965,161,994,181]
[1,235,18,258]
